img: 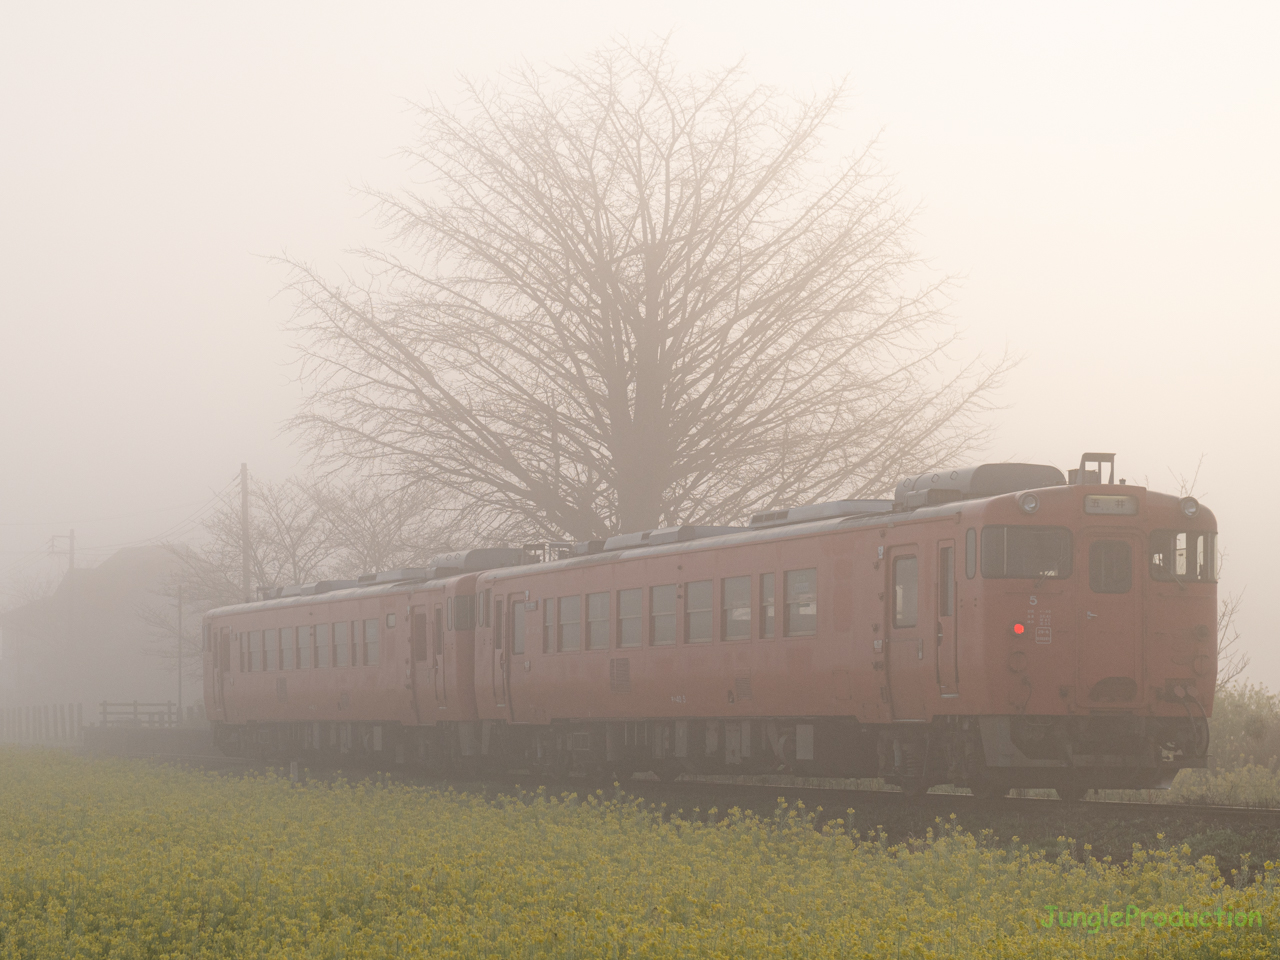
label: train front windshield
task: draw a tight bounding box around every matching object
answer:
[980,526,1073,579]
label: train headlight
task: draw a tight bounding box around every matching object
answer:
[1180,497,1199,518]
[1018,493,1039,514]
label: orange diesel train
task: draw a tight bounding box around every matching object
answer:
[203,454,1217,797]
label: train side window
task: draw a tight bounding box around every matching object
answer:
[760,573,775,638]
[722,576,751,641]
[238,633,245,672]
[411,606,429,661]
[1149,530,1218,583]
[893,557,918,628]
[784,569,817,637]
[1089,540,1132,594]
[364,619,380,665]
[685,580,712,642]
[482,589,491,628]
[250,631,262,671]
[447,597,452,631]
[651,585,677,645]
[334,622,351,667]
[433,606,444,657]
[510,601,525,655]
[938,547,955,617]
[265,628,279,670]
[587,592,609,650]
[315,623,331,667]
[543,602,553,653]
[220,627,231,672]
[281,627,296,670]
[617,589,641,648]
[965,528,977,579]
[297,626,312,669]
[558,596,582,651]
[494,597,504,651]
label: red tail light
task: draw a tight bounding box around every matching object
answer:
[1012,622,1026,637]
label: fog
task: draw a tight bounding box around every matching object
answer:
[2,4,1276,678]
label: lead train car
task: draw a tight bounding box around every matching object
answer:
[204,456,1217,796]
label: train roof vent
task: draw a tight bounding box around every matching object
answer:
[300,579,361,596]
[895,463,1067,510]
[374,567,435,584]
[749,500,894,528]
[602,524,747,552]
[427,547,528,575]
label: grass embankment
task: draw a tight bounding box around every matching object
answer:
[1,749,1277,958]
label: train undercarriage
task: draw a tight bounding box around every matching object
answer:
[213,711,1209,797]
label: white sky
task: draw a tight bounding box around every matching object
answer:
[2,2,1276,678]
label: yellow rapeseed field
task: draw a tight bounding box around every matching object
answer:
[0,748,1276,958]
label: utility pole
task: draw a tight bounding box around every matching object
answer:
[177,581,183,722]
[240,463,251,603]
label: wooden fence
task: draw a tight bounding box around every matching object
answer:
[1,703,84,743]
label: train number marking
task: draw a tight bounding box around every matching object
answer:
[670,694,687,703]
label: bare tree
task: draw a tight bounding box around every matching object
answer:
[136,575,204,692]
[1217,589,1249,691]
[1165,455,1248,692]
[170,472,456,613]
[315,479,458,575]
[288,41,1007,541]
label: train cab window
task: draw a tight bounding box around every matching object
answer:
[965,528,977,579]
[618,589,642,648]
[281,627,296,670]
[542,602,553,653]
[510,601,525,655]
[494,597,504,651]
[722,576,751,641]
[315,623,331,668]
[433,606,444,657]
[1090,540,1132,594]
[364,619,380,665]
[411,606,429,661]
[784,569,817,637]
[893,557,918,628]
[980,526,1073,579]
[760,573,776,638]
[1149,530,1218,583]
[265,629,279,670]
[298,626,313,669]
[220,627,231,672]
[250,631,262,671]
[651,585,677,645]
[587,592,609,650]
[334,622,351,667]
[558,596,582,651]
[480,589,491,628]
[685,580,712,642]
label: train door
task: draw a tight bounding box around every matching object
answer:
[885,545,929,721]
[216,627,231,717]
[935,541,959,697]
[432,603,446,707]
[1077,530,1144,706]
[489,594,506,711]
[409,605,428,720]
